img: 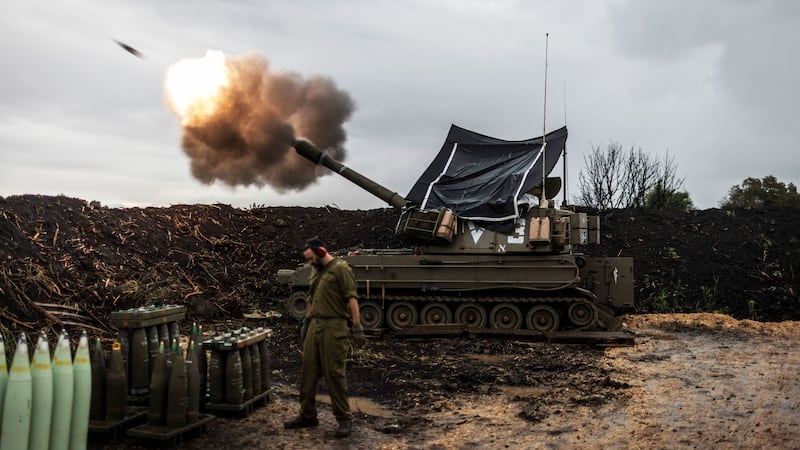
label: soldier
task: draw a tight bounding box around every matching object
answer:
[284,238,365,438]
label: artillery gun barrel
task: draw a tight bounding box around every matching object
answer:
[293,139,409,209]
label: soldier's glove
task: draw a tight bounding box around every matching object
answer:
[352,323,365,348]
[299,318,309,345]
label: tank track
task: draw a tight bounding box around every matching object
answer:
[358,294,617,332]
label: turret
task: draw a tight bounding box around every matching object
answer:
[292,138,599,253]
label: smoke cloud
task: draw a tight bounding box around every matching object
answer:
[167,52,355,190]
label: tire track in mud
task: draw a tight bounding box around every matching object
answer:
[597,316,800,449]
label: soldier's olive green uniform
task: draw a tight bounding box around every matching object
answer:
[298,258,358,423]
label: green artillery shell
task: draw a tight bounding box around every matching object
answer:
[29,332,53,450]
[116,328,129,389]
[165,339,177,385]
[69,330,92,450]
[105,341,127,421]
[129,328,149,395]
[165,348,187,428]
[50,330,74,450]
[249,345,262,396]
[168,338,178,365]
[0,333,32,450]
[189,323,198,348]
[224,349,244,405]
[258,339,270,393]
[147,342,168,426]
[0,334,8,430]
[89,338,106,420]
[240,347,253,400]
[168,322,180,345]
[185,342,200,424]
[208,350,224,404]
[157,324,169,348]
[146,327,160,375]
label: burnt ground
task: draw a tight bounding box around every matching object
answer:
[1,195,800,448]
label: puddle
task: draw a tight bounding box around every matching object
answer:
[316,394,394,418]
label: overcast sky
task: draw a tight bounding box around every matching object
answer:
[1,0,798,211]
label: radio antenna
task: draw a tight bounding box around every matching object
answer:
[539,33,549,209]
[562,80,568,207]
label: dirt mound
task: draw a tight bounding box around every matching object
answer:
[1,194,799,336]
[0,194,402,335]
[591,207,800,321]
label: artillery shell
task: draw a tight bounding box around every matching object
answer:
[249,345,262,396]
[146,326,160,374]
[116,328,129,386]
[240,347,253,400]
[208,350,225,404]
[105,341,127,421]
[147,341,168,426]
[49,330,73,450]
[258,339,270,393]
[224,349,244,405]
[129,328,149,395]
[165,347,187,428]
[29,332,53,450]
[185,342,200,424]
[0,334,9,434]
[157,324,169,349]
[168,322,180,345]
[89,338,106,420]
[69,330,92,450]
[0,333,32,450]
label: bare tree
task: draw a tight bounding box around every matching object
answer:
[576,142,626,209]
[576,143,688,210]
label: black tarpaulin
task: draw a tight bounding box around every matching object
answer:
[406,125,568,223]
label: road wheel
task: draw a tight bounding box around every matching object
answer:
[287,291,308,320]
[386,301,418,330]
[489,303,523,329]
[455,303,487,328]
[359,301,384,330]
[567,302,596,328]
[420,302,452,325]
[526,305,560,332]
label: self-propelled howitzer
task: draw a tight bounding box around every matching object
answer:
[279,136,634,333]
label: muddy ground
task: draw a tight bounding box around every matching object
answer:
[1,195,799,448]
[92,313,796,449]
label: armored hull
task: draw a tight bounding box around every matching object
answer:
[281,246,633,332]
